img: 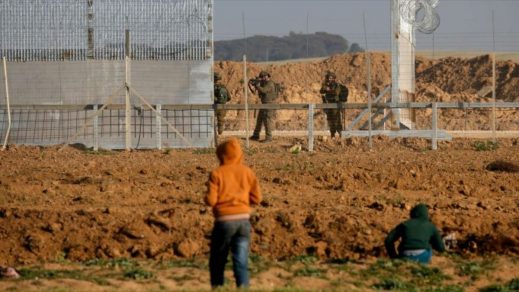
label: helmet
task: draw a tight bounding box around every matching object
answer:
[325,71,336,78]
[258,70,270,78]
[214,72,221,81]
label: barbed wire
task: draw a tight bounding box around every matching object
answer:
[399,0,440,34]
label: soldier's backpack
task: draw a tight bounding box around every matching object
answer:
[338,84,349,102]
[214,85,230,104]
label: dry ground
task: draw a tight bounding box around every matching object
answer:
[0,137,518,290]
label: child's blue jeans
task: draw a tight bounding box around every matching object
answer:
[402,249,432,264]
[209,219,251,288]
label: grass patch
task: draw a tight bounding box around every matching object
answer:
[249,254,277,275]
[192,148,215,155]
[473,140,499,151]
[479,277,519,292]
[293,267,326,278]
[409,264,451,285]
[360,259,456,291]
[360,259,405,278]
[123,268,155,280]
[158,259,207,270]
[456,258,497,281]
[18,267,110,286]
[83,258,139,269]
[372,277,412,290]
[286,255,318,266]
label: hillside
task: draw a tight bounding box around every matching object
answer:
[215,32,363,62]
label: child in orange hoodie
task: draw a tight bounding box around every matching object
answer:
[205,137,262,288]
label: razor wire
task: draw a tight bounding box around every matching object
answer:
[0,0,212,61]
[400,0,440,34]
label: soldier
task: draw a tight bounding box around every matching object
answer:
[320,71,349,138]
[214,72,230,135]
[248,70,278,142]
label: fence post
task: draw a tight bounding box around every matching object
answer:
[93,104,99,151]
[125,56,131,151]
[431,102,437,150]
[243,55,250,149]
[308,104,314,152]
[156,104,162,150]
[2,56,11,151]
[124,30,132,151]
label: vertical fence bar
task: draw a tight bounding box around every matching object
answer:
[244,55,249,149]
[491,10,497,143]
[363,13,372,149]
[2,57,11,151]
[93,104,99,151]
[125,55,131,150]
[308,103,314,152]
[156,104,162,150]
[431,102,437,150]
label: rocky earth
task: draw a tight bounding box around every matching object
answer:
[0,137,518,265]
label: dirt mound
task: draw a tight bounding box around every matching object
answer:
[215,53,519,131]
[216,53,519,105]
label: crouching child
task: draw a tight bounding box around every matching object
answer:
[384,203,445,264]
[205,137,262,288]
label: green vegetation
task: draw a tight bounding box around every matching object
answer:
[192,148,215,155]
[480,277,519,292]
[18,267,110,286]
[123,268,155,280]
[83,258,139,269]
[473,140,499,151]
[249,254,276,275]
[3,256,515,291]
[215,32,363,62]
[293,267,327,278]
[455,258,497,281]
[158,259,207,270]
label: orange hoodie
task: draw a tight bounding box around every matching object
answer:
[205,138,262,219]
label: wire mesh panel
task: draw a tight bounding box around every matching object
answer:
[0,108,94,146]
[0,0,212,62]
[0,0,87,61]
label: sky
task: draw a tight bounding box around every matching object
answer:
[214,0,519,52]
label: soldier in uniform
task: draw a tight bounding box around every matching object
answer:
[248,71,278,142]
[214,72,230,135]
[320,71,349,138]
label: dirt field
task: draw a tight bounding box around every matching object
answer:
[0,53,519,290]
[0,137,518,290]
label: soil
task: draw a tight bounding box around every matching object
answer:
[0,137,518,265]
[1,53,519,290]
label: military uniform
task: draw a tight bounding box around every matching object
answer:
[320,72,348,138]
[251,71,277,141]
[214,73,229,135]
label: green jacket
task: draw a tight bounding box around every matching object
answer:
[320,81,348,103]
[214,84,229,104]
[384,204,445,258]
[256,80,277,104]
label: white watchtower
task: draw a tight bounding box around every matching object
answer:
[391,0,440,129]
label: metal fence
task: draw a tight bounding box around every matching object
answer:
[0,0,214,148]
[2,102,519,151]
[0,0,211,61]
